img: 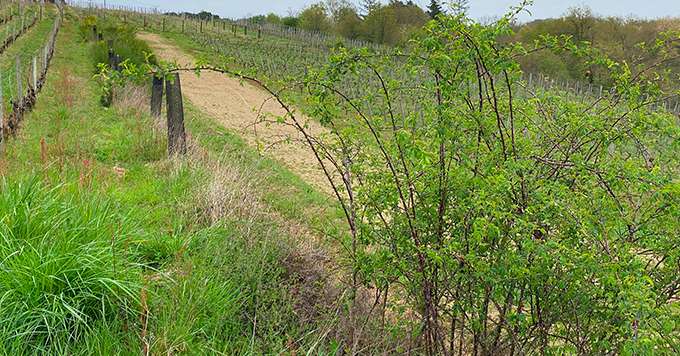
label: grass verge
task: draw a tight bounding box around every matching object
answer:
[0,13,341,354]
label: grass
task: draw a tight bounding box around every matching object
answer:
[0,179,141,354]
[0,10,344,354]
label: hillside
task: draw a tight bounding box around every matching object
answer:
[0,1,678,355]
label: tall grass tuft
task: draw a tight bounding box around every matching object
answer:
[0,178,140,354]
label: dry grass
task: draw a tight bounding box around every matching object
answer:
[112,83,149,115]
[201,158,264,223]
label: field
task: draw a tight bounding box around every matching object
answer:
[1,1,679,355]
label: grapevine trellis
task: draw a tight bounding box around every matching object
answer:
[0,1,63,143]
[66,0,680,120]
[0,5,39,56]
[174,30,680,124]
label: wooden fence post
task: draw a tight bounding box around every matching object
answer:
[150,75,163,118]
[165,73,186,156]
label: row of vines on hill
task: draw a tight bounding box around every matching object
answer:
[72,0,680,118]
[0,2,62,143]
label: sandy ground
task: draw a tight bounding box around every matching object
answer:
[137,33,333,194]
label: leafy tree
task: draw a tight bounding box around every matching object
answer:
[196,11,219,21]
[391,0,429,26]
[299,3,331,33]
[564,5,596,42]
[361,5,400,44]
[334,6,363,39]
[282,16,299,28]
[324,0,353,20]
[265,13,282,25]
[359,1,428,45]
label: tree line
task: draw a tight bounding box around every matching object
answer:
[164,2,678,90]
[244,1,678,88]
[247,0,458,46]
[512,6,680,88]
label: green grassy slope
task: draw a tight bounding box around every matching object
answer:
[0,13,340,355]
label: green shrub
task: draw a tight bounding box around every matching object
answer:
[0,179,140,354]
[84,18,157,71]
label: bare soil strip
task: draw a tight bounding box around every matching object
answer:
[138,32,333,194]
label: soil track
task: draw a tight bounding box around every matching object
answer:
[138,33,333,194]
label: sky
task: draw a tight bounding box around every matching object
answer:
[93,0,680,21]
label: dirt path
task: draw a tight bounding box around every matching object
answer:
[138,33,333,194]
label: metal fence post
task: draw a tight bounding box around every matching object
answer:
[15,56,21,99]
[32,56,37,91]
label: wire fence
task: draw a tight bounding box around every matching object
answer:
[0,1,63,142]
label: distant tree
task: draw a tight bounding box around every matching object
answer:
[282,16,300,28]
[324,0,353,19]
[356,0,428,45]
[265,13,282,25]
[170,11,220,21]
[391,0,429,31]
[196,11,219,21]
[247,15,266,24]
[564,6,595,42]
[361,5,400,44]
[359,0,380,18]
[335,6,362,39]
[396,1,428,21]
[299,4,331,33]
[427,0,443,19]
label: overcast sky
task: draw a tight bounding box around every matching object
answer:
[95,0,680,21]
